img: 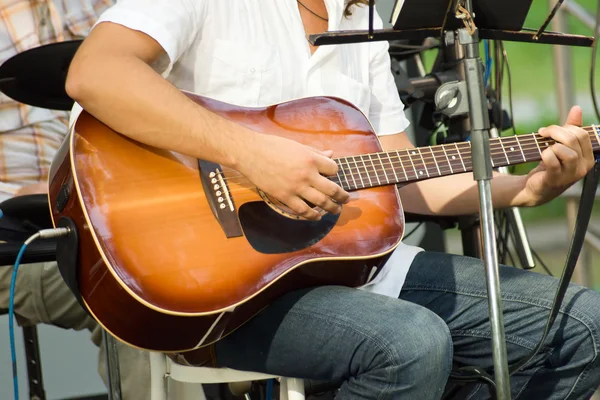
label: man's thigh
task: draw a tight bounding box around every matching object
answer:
[213,285,452,383]
[399,251,600,370]
[0,261,95,330]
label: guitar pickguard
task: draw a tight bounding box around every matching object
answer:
[239,202,339,254]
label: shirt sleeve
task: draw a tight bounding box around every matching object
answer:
[93,0,206,76]
[367,11,411,136]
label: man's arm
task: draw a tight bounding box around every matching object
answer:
[380,107,595,216]
[66,22,247,169]
[66,21,348,219]
[380,133,527,216]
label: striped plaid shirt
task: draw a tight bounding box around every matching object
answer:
[0,0,113,202]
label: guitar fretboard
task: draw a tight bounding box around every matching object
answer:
[331,125,600,191]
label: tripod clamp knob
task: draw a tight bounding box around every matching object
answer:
[434,80,469,116]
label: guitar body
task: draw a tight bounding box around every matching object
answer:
[48,94,404,353]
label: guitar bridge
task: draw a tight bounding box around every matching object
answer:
[198,160,243,238]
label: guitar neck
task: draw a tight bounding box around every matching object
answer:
[332,125,600,191]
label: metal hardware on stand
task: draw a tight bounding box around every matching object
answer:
[22,325,46,400]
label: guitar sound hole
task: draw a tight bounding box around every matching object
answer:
[238,202,339,254]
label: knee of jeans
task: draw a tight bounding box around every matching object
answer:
[569,288,600,357]
[380,307,453,382]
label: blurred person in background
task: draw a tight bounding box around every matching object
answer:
[0,1,150,398]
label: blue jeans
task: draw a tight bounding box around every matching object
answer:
[214,252,600,399]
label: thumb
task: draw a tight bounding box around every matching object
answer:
[320,149,334,158]
[565,105,583,127]
[308,146,334,158]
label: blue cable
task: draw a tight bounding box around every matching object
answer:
[9,240,28,400]
[2,205,24,400]
[483,40,492,87]
[266,378,273,400]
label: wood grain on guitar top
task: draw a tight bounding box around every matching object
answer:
[49,94,404,351]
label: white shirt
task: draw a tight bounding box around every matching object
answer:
[86,0,424,298]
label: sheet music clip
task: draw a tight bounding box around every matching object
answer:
[454,2,476,35]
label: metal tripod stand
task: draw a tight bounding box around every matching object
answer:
[439,2,512,397]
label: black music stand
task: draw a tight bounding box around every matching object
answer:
[308,1,594,399]
[309,0,593,48]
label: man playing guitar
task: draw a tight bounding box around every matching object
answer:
[64,0,600,398]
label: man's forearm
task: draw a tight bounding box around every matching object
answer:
[398,171,530,216]
[66,23,254,170]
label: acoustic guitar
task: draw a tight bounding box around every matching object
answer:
[48,92,600,353]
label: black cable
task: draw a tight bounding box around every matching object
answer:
[501,42,518,138]
[389,42,438,50]
[591,0,600,122]
[531,247,554,277]
[495,41,505,134]
[495,211,508,264]
[449,163,600,388]
[502,215,516,268]
[403,222,423,241]
[533,0,567,40]
[389,45,439,57]
[509,162,600,374]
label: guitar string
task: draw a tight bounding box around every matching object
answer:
[217,128,600,182]
[219,133,600,187]
[221,139,591,184]
[222,145,595,193]
[222,149,550,196]
[220,142,585,196]
[220,141,598,199]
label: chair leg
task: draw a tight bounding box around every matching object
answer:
[280,378,289,400]
[170,380,207,400]
[102,330,123,400]
[282,378,305,400]
[150,352,168,400]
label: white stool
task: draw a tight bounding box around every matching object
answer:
[150,352,305,400]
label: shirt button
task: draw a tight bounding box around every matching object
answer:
[249,68,256,74]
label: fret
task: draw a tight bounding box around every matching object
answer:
[395,150,410,181]
[446,144,463,171]
[337,159,351,190]
[531,133,543,157]
[331,125,600,193]
[539,138,551,151]
[334,171,341,187]
[367,154,381,185]
[426,147,441,176]
[592,125,600,150]
[441,145,454,174]
[489,138,502,167]
[415,148,430,177]
[388,152,404,182]
[376,153,390,184]
[343,157,358,189]
[358,155,373,187]
[453,143,467,171]
[444,143,464,172]
[406,149,421,178]
[514,135,526,161]
[502,136,525,164]
[498,136,510,165]
[352,156,366,188]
